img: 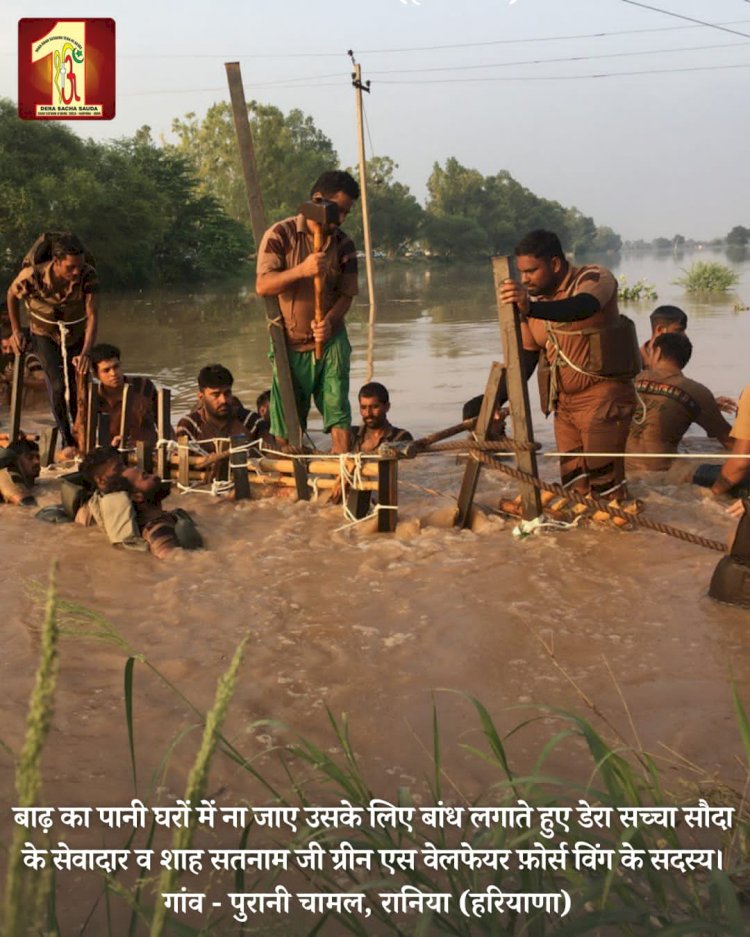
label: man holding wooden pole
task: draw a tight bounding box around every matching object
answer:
[255,171,360,455]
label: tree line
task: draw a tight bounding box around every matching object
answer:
[1,97,622,289]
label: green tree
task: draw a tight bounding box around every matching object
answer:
[171,101,338,241]
[727,225,750,246]
[346,156,423,257]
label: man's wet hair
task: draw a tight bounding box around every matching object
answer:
[0,321,11,340]
[90,343,121,368]
[7,438,40,458]
[198,364,234,390]
[653,331,692,369]
[256,389,270,410]
[51,232,85,259]
[650,305,688,333]
[514,229,566,262]
[359,382,389,404]
[79,446,124,487]
[311,170,360,201]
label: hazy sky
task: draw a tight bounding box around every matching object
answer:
[2,0,749,241]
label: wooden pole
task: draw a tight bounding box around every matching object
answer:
[84,380,98,454]
[415,418,477,450]
[377,457,398,532]
[136,441,153,472]
[224,61,309,501]
[118,382,131,447]
[177,432,191,488]
[455,361,504,528]
[351,59,377,382]
[8,352,26,443]
[230,434,251,500]
[156,388,171,479]
[96,411,110,449]
[492,256,542,520]
[39,426,58,467]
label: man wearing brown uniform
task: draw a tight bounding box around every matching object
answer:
[500,229,640,497]
[89,343,159,449]
[6,233,98,448]
[625,332,732,472]
[351,382,413,453]
[256,170,360,454]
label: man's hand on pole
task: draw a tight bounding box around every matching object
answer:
[499,278,530,315]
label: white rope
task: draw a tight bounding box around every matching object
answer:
[29,312,87,438]
[543,450,742,459]
[335,503,397,533]
[511,513,584,540]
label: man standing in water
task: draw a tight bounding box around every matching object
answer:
[255,170,360,454]
[6,233,98,449]
[500,229,640,497]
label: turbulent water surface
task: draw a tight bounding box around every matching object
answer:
[2,250,750,930]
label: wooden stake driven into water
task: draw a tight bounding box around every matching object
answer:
[230,434,251,500]
[492,255,542,521]
[8,351,26,443]
[455,361,504,528]
[156,388,171,479]
[225,61,309,501]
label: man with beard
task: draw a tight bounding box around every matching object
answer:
[500,229,640,497]
[0,438,40,506]
[351,382,412,453]
[176,364,268,457]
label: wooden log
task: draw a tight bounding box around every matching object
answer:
[84,379,98,455]
[8,351,26,443]
[39,426,58,467]
[231,434,251,500]
[215,438,230,482]
[177,432,191,488]
[347,489,372,520]
[224,61,309,502]
[118,382,131,446]
[257,456,380,479]
[377,457,398,532]
[492,255,542,521]
[96,411,110,449]
[136,440,153,473]
[455,361,504,528]
[415,417,476,450]
[156,388,171,479]
[74,369,90,453]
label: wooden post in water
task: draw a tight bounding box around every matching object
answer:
[118,382,131,448]
[96,412,110,449]
[136,441,153,472]
[8,352,26,443]
[377,457,398,532]
[230,434,250,500]
[156,388,171,479]
[455,361,504,528]
[492,256,542,520]
[85,381,99,454]
[225,61,309,501]
[39,426,58,467]
[215,438,230,483]
[177,432,190,488]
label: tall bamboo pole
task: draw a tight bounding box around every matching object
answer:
[350,57,377,382]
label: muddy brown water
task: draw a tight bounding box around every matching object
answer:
[1,251,750,931]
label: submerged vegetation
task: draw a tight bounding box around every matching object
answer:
[2,581,750,935]
[674,261,740,295]
[617,276,658,303]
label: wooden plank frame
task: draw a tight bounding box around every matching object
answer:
[377,457,398,532]
[156,388,171,480]
[230,434,251,500]
[455,361,504,528]
[39,426,58,467]
[8,351,26,443]
[225,61,309,502]
[492,256,542,520]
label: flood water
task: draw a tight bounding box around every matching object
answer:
[2,249,750,932]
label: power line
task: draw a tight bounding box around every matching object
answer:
[117,60,750,96]
[116,18,750,58]
[365,41,750,76]
[618,1,750,40]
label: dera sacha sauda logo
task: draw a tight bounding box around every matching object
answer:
[18,18,115,120]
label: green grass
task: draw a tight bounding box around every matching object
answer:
[2,579,750,936]
[617,276,658,303]
[674,262,739,295]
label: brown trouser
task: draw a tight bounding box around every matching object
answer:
[554,380,636,495]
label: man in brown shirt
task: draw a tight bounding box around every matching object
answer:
[6,232,98,447]
[626,332,732,472]
[500,229,639,497]
[351,382,413,453]
[90,343,159,449]
[256,170,360,454]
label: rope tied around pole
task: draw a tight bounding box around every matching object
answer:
[468,448,728,554]
[424,436,540,454]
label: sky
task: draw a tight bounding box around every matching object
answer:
[2,0,749,241]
